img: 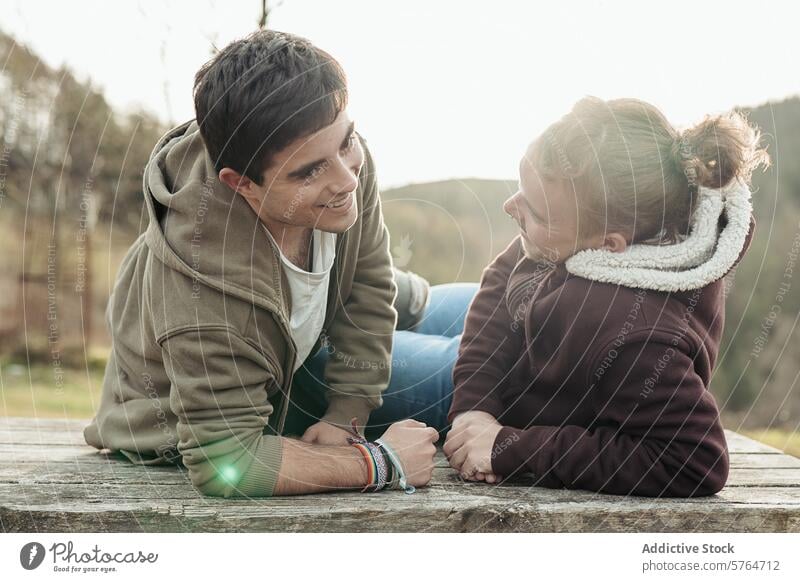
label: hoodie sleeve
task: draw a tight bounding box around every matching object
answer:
[161,326,284,497]
[490,338,729,497]
[320,137,397,429]
[448,237,526,423]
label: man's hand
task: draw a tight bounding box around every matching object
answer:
[444,411,504,483]
[300,421,353,445]
[379,419,439,488]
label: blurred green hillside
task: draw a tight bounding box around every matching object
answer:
[382,179,518,285]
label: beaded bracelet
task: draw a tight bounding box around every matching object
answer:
[345,418,391,492]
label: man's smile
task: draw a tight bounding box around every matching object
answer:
[317,191,353,211]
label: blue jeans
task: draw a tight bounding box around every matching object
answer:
[283,282,479,441]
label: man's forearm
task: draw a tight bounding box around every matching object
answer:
[273,437,369,495]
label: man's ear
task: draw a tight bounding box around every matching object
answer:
[602,232,629,253]
[219,167,260,202]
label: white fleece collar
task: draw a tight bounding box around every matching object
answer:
[564,179,753,292]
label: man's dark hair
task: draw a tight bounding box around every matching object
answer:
[193,29,348,185]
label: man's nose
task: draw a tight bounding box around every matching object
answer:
[330,159,359,194]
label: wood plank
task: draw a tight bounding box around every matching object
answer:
[0,465,190,486]
[0,449,139,472]
[2,459,799,496]
[0,430,91,446]
[0,417,798,532]
[3,478,800,507]
[6,445,800,481]
[430,465,800,489]
[724,468,800,487]
[729,453,800,469]
[724,429,785,454]
[2,486,799,533]
[0,418,89,431]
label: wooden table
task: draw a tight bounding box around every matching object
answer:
[2,417,799,532]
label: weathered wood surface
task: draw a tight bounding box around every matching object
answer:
[1,417,799,532]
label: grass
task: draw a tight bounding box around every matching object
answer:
[1,361,104,420]
[740,429,800,459]
[2,362,799,460]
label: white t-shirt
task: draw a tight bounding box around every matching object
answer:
[263,225,337,372]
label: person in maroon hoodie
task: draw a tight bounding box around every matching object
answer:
[443,97,769,497]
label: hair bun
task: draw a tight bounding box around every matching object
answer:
[673,112,769,190]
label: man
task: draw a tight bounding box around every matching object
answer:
[84,30,469,497]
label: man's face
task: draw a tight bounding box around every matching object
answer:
[503,140,589,263]
[250,110,363,234]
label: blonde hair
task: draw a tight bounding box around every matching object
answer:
[530,96,770,244]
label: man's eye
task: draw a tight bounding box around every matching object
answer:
[301,164,324,180]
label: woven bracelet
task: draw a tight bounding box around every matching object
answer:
[375,438,416,495]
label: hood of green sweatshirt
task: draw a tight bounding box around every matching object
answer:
[142,119,289,317]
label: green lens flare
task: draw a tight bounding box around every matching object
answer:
[220,465,238,484]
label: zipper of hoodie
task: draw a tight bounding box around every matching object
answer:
[272,305,296,437]
[276,334,295,436]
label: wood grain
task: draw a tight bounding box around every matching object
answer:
[1,419,798,532]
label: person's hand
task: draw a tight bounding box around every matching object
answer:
[450,410,500,432]
[379,419,439,488]
[300,421,353,445]
[444,411,504,482]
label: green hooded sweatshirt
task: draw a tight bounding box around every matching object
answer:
[84,119,398,497]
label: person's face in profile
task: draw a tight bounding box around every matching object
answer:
[503,140,584,264]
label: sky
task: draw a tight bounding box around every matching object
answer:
[2,0,799,187]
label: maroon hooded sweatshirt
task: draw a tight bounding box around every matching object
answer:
[449,216,756,497]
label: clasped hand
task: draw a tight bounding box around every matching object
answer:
[443,411,504,483]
